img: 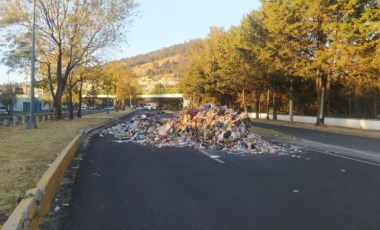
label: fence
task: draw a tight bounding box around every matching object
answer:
[249,113,380,131]
[1,114,52,127]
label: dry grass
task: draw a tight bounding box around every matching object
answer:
[130,55,180,76]
[0,110,131,220]
[252,126,295,141]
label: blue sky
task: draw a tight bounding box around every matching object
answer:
[0,0,261,83]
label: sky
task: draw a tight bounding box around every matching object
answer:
[0,0,261,84]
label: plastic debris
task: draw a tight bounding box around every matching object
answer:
[102,104,303,155]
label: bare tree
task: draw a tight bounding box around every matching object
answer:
[0,0,138,119]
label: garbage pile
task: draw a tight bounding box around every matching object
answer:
[102,104,295,155]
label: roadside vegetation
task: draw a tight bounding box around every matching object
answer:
[178,1,380,125]
[0,111,131,224]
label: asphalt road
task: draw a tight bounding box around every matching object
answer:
[63,113,380,230]
[253,121,380,163]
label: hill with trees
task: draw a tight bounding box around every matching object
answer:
[121,40,201,94]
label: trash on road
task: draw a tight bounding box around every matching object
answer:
[102,104,302,155]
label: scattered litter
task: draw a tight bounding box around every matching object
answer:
[293,190,300,193]
[62,203,70,207]
[94,173,101,177]
[103,104,303,155]
[340,169,346,172]
[54,206,60,212]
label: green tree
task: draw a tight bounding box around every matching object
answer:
[261,0,380,125]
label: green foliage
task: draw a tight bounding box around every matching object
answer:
[151,84,179,94]
[178,0,380,118]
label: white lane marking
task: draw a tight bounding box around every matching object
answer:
[210,155,220,158]
[197,148,225,164]
[304,147,380,167]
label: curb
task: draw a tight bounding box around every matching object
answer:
[2,110,135,230]
[2,134,83,230]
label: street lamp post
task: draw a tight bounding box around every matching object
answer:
[27,0,37,129]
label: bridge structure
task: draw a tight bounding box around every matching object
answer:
[137,94,188,110]
[137,94,184,99]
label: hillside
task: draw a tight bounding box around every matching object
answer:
[122,40,199,93]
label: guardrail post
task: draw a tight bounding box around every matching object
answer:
[13,116,19,125]
[3,119,10,126]
[22,115,27,124]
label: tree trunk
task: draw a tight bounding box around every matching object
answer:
[266,89,270,120]
[115,99,120,112]
[68,88,74,119]
[242,89,247,113]
[53,94,63,120]
[321,76,330,124]
[315,72,327,126]
[315,75,321,126]
[375,97,377,119]
[348,94,352,117]
[77,77,83,118]
[51,49,69,120]
[255,90,261,119]
[272,90,277,120]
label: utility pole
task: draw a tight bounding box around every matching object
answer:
[27,0,37,129]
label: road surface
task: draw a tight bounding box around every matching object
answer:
[62,112,380,230]
[253,121,380,164]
